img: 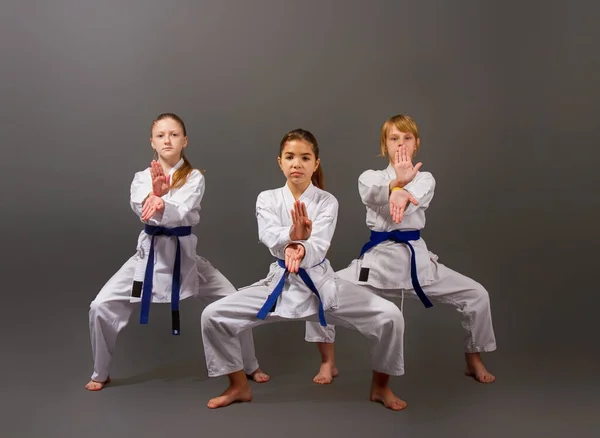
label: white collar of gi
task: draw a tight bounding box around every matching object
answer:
[168,158,185,177]
[282,181,317,207]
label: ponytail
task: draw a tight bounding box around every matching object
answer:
[170,154,195,189]
[311,164,325,189]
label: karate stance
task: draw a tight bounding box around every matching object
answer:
[201,129,407,410]
[86,113,269,391]
[306,114,497,385]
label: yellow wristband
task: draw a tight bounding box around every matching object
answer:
[391,187,403,192]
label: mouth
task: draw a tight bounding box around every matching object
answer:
[290,172,303,177]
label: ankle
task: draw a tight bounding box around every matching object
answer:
[465,352,482,364]
[371,371,390,388]
[228,370,249,387]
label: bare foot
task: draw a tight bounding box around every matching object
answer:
[207,383,252,409]
[370,371,406,411]
[313,362,339,385]
[207,371,252,409]
[370,385,407,411]
[465,353,496,383]
[248,367,270,383]
[465,364,496,383]
[85,377,111,391]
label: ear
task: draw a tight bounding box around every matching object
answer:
[182,136,188,149]
[277,156,283,171]
[414,138,421,156]
[314,157,320,172]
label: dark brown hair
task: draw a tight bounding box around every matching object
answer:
[279,128,324,189]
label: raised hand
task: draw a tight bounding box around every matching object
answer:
[150,160,170,197]
[285,243,306,273]
[393,145,422,187]
[289,200,312,241]
[141,194,165,221]
[389,189,418,223]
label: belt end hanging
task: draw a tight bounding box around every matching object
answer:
[172,310,181,336]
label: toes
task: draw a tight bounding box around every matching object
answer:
[477,372,495,383]
[207,396,227,409]
[390,401,405,411]
[313,374,332,385]
[251,373,270,383]
[256,374,270,383]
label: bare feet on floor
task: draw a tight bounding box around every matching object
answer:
[208,371,253,409]
[370,384,407,411]
[313,362,339,385]
[85,377,111,391]
[370,371,407,411]
[248,367,270,383]
[207,383,252,409]
[465,352,496,383]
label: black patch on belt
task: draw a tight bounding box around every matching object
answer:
[131,281,143,298]
[269,298,277,313]
[172,310,180,334]
[359,268,370,282]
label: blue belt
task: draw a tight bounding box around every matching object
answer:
[140,224,192,335]
[257,259,327,326]
[360,229,433,308]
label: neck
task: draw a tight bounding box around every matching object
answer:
[158,156,182,174]
[287,180,311,200]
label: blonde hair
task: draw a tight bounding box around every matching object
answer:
[151,112,196,189]
[379,114,420,157]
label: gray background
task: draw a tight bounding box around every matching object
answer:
[1,0,598,437]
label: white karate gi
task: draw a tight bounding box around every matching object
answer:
[89,159,259,382]
[201,183,405,378]
[305,165,497,354]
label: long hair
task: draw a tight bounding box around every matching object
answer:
[151,112,195,189]
[279,128,324,189]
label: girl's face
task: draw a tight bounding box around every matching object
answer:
[150,118,188,162]
[386,126,420,163]
[277,139,320,187]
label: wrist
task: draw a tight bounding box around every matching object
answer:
[389,180,403,192]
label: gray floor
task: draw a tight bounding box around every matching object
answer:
[3,294,598,438]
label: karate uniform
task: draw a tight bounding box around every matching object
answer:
[305,165,497,354]
[89,159,259,382]
[201,183,405,378]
